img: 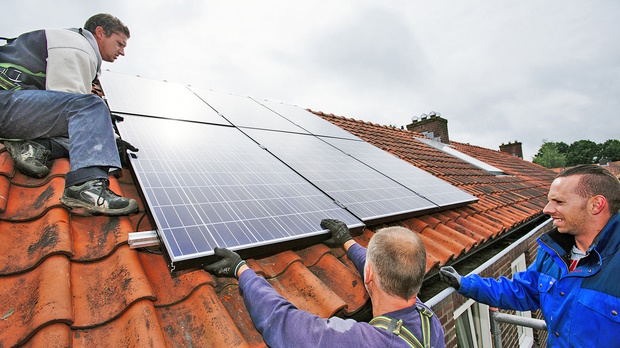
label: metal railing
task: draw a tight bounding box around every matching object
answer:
[490,308,547,348]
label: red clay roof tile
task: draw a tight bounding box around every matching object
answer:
[73,300,167,347]
[138,250,214,307]
[155,284,251,347]
[304,250,368,316]
[70,215,132,262]
[0,207,72,275]
[268,261,347,318]
[0,176,64,222]
[21,322,71,348]
[0,176,8,213]
[71,245,155,328]
[0,254,72,347]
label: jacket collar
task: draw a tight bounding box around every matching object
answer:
[540,212,620,257]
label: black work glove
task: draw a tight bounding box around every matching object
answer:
[111,113,125,123]
[116,137,139,166]
[439,266,462,290]
[320,218,353,248]
[204,247,247,278]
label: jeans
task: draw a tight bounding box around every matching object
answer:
[0,89,120,186]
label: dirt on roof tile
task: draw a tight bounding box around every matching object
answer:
[72,300,167,347]
[0,176,64,222]
[71,245,155,328]
[0,207,73,275]
[0,254,73,348]
[155,285,250,348]
[138,250,214,307]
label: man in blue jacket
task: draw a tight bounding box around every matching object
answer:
[440,164,620,347]
[0,13,138,215]
[205,219,446,347]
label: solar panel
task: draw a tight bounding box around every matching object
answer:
[242,128,438,222]
[99,71,229,125]
[321,137,478,207]
[116,115,364,271]
[256,99,362,140]
[189,87,308,133]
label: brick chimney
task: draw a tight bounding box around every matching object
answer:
[406,112,450,144]
[499,141,523,159]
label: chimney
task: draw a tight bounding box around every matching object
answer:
[499,141,523,159]
[406,112,450,144]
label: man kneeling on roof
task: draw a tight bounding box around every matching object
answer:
[204,219,446,348]
[0,13,138,215]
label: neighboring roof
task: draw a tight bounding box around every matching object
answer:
[0,109,557,347]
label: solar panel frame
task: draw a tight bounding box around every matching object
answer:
[116,115,364,271]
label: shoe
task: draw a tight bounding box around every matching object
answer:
[60,179,139,215]
[4,140,51,178]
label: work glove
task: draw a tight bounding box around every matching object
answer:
[204,247,247,278]
[116,136,139,166]
[439,266,462,290]
[320,218,353,248]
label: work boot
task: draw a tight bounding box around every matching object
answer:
[4,140,51,178]
[60,179,139,215]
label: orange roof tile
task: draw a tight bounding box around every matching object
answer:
[0,108,558,346]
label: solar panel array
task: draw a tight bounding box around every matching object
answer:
[101,71,477,272]
[116,115,363,270]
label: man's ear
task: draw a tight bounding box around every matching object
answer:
[94,26,106,39]
[589,195,608,215]
[364,261,374,285]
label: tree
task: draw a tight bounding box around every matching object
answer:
[599,139,620,162]
[566,140,600,166]
[533,140,566,168]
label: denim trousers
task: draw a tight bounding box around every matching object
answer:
[0,89,120,185]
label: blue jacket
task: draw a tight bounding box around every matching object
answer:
[459,213,620,347]
[239,243,446,347]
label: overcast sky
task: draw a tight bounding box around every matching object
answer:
[7,1,620,160]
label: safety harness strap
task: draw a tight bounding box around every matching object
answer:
[369,305,433,348]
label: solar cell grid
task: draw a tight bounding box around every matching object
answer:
[320,137,478,207]
[116,115,363,270]
[243,128,438,222]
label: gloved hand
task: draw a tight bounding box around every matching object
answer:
[439,266,462,289]
[110,113,125,123]
[116,136,139,166]
[320,219,353,248]
[204,247,247,278]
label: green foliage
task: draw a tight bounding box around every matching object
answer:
[534,138,620,168]
[599,139,620,162]
[566,140,599,166]
[533,140,566,168]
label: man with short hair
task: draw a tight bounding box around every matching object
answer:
[0,13,138,215]
[205,219,445,347]
[440,164,620,347]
